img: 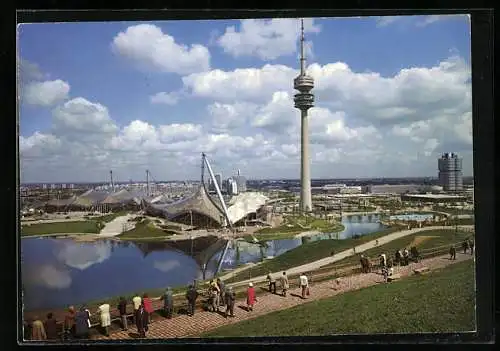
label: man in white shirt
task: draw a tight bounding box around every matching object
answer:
[299,273,309,299]
[97,303,111,337]
[132,294,142,324]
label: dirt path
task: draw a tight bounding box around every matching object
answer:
[92,252,473,340]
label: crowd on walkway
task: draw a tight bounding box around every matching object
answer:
[24,236,475,341]
[24,271,315,341]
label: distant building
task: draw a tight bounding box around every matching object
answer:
[227,178,238,195]
[364,184,433,195]
[42,184,47,190]
[215,173,223,192]
[438,153,463,192]
[50,184,56,190]
[61,183,66,189]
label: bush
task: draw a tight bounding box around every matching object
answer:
[65,216,71,219]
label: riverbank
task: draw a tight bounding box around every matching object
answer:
[22,224,473,326]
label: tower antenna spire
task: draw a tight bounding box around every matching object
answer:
[300,18,306,75]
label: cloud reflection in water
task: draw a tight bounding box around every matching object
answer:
[24,264,72,289]
[55,240,112,270]
[153,260,181,273]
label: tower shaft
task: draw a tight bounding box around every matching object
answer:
[294,18,314,213]
[300,109,312,211]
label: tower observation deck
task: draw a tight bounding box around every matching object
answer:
[294,19,314,212]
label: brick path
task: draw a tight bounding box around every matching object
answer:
[92,252,473,340]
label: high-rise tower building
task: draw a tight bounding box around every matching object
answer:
[294,19,314,212]
[438,152,463,192]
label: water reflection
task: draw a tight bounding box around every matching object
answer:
[21,215,384,311]
[55,240,112,270]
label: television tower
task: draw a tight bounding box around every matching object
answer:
[294,19,314,212]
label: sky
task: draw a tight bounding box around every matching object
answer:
[18,14,473,183]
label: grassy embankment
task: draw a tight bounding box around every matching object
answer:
[204,259,475,336]
[20,221,101,237]
[20,211,131,237]
[226,226,405,283]
[320,228,474,270]
[251,215,345,242]
[117,218,177,240]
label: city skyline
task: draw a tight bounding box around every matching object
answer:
[19,16,473,183]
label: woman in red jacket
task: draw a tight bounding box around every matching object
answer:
[246,282,256,311]
[142,293,154,330]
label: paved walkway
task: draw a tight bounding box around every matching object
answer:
[99,214,135,237]
[93,252,473,340]
[220,225,474,284]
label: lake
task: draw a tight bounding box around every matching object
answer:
[21,214,384,311]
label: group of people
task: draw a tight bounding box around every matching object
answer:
[462,238,475,255]
[25,270,316,341]
[25,306,94,341]
[450,238,474,260]
[267,271,310,299]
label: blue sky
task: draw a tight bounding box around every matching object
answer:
[18,15,472,183]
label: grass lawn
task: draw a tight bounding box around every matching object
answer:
[204,259,475,336]
[321,228,474,269]
[118,219,174,239]
[254,215,345,240]
[21,221,100,236]
[225,227,404,283]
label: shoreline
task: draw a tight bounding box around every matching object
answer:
[22,224,474,319]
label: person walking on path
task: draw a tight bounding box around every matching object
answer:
[132,293,142,324]
[224,286,236,318]
[64,306,76,339]
[135,304,147,338]
[462,240,469,254]
[44,313,58,340]
[160,287,174,319]
[185,285,199,316]
[97,303,111,337]
[142,294,154,328]
[209,280,220,310]
[217,278,226,306]
[299,273,309,299]
[209,283,219,312]
[31,316,47,341]
[74,307,90,339]
[267,272,277,294]
[246,282,256,311]
[280,271,289,297]
[449,246,456,260]
[469,239,474,255]
[118,297,128,331]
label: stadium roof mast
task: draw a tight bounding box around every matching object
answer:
[201,152,232,229]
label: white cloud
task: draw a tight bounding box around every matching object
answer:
[20,132,61,155]
[150,91,180,105]
[52,97,118,135]
[416,14,467,27]
[111,24,210,75]
[183,64,296,102]
[23,79,70,106]
[207,101,258,133]
[217,18,320,60]
[19,51,473,181]
[375,16,403,27]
